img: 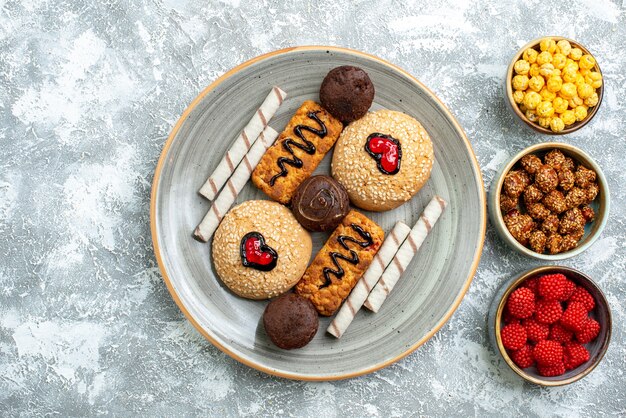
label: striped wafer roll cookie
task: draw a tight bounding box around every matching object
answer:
[364,196,447,313]
[327,221,412,338]
[194,125,280,242]
[199,86,287,200]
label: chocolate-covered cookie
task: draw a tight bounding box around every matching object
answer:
[263,293,319,349]
[319,66,375,124]
[291,175,350,231]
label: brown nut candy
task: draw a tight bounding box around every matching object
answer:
[546,234,564,255]
[526,202,551,220]
[562,156,576,172]
[535,165,559,193]
[544,149,566,171]
[503,170,531,198]
[581,205,595,223]
[520,154,542,175]
[541,214,560,235]
[575,165,597,188]
[565,187,587,209]
[559,208,586,235]
[529,230,547,253]
[558,169,575,191]
[523,184,544,206]
[504,211,535,246]
[500,194,518,212]
[561,235,580,252]
[543,190,567,214]
[584,183,599,204]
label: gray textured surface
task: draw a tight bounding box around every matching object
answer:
[0,0,624,416]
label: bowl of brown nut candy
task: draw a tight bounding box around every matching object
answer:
[506,36,603,135]
[489,143,609,260]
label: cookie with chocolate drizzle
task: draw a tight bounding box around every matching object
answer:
[295,210,384,316]
[252,100,343,204]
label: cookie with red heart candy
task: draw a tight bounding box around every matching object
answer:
[331,109,434,211]
[212,200,312,299]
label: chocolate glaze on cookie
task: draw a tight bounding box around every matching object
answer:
[263,293,319,349]
[291,175,350,231]
[320,66,375,124]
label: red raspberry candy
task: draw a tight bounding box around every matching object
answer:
[538,274,569,301]
[576,318,601,344]
[560,301,588,332]
[506,287,536,319]
[503,309,519,324]
[501,323,527,350]
[563,342,590,370]
[563,279,576,300]
[522,277,540,295]
[569,286,595,311]
[549,323,574,343]
[522,318,549,343]
[510,344,535,369]
[535,299,563,324]
[537,362,566,377]
[533,340,564,367]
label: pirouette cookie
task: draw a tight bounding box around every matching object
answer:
[331,109,434,211]
[212,200,312,300]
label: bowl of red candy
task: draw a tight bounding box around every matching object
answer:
[489,266,612,386]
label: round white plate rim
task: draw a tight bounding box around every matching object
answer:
[150,45,487,380]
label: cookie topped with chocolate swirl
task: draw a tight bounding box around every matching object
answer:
[291,175,350,231]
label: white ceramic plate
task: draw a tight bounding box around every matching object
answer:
[150,46,486,380]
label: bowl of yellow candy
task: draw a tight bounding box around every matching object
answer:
[506,36,603,135]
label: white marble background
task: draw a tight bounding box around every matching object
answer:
[1,0,625,416]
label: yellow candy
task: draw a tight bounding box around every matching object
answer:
[529,63,541,78]
[523,91,542,109]
[523,48,539,64]
[584,92,599,107]
[539,63,555,78]
[525,109,538,122]
[568,96,583,108]
[538,117,552,128]
[550,117,565,132]
[579,68,590,76]
[540,38,557,54]
[574,105,588,121]
[553,97,568,113]
[553,68,561,76]
[528,75,545,92]
[557,40,572,56]
[513,90,525,104]
[552,53,567,70]
[547,76,563,93]
[561,110,576,125]
[514,59,530,75]
[560,82,577,99]
[577,83,594,99]
[575,73,586,86]
[579,54,596,70]
[586,71,603,89]
[537,51,553,65]
[540,87,556,101]
[569,48,583,61]
[519,104,528,113]
[564,61,579,73]
[562,70,577,84]
[536,101,555,118]
[512,74,530,91]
